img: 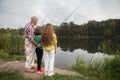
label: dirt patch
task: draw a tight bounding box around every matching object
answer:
[0,60,83,78]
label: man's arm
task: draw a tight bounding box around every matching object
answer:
[31,40,41,47]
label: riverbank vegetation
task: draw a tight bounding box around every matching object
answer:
[0,71,86,80]
[72,42,120,80]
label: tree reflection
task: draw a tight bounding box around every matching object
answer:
[58,38,119,54]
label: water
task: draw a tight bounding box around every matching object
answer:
[55,47,111,68]
[54,38,118,68]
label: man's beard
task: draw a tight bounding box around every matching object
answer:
[31,23,37,28]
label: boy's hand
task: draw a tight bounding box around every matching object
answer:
[37,44,41,47]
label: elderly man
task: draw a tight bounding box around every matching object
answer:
[24,16,40,72]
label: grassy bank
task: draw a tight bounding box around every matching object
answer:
[0,71,85,80]
[72,54,120,80]
[72,40,120,80]
[0,50,99,80]
[72,57,103,79]
[0,71,28,80]
[0,50,25,61]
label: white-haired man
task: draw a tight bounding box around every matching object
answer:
[24,16,40,72]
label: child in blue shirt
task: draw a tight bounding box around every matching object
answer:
[34,27,44,73]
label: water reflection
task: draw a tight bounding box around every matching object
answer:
[58,38,103,53]
[55,47,111,68]
[55,38,119,68]
[58,38,119,54]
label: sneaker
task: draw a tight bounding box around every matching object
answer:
[37,69,44,73]
[45,71,48,76]
[40,68,44,72]
[48,72,54,76]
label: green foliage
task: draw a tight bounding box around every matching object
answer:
[0,19,120,39]
[104,56,120,80]
[0,34,24,55]
[98,38,120,80]
[98,40,112,54]
[0,28,24,35]
[0,50,25,61]
[73,41,120,80]
[98,39,120,55]
[41,73,84,80]
[0,50,9,58]
[72,57,106,80]
[57,19,120,39]
[0,71,86,80]
[72,57,88,74]
[0,71,28,80]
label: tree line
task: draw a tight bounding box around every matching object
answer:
[55,19,120,39]
[0,18,120,39]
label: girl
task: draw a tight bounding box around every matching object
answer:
[41,23,57,76]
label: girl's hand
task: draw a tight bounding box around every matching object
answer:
[55,50,56,54]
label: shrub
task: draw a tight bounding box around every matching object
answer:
[104,55,120,80]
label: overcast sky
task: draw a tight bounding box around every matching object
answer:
[0,0,120,28]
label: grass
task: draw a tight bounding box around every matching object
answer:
[0,71,102,80]
[0,71,30,80]
[0,71,86,80]
[103,55,120,80]
[41,73,84,80]
[72,55,120,80]
[72,57,106,80]
[0,50,25,61]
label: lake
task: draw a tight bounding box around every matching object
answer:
[54,38,118,68]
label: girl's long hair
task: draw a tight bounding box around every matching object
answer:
[41,23,55,47]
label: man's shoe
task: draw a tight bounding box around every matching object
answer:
[31,66,36,69]
[25,68,34,73]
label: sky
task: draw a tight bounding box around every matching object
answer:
[0,0,120,29]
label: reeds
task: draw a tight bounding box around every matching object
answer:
[73,41,120,80]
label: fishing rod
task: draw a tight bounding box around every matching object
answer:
[59,7,80,26]
[40,8,58,26]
